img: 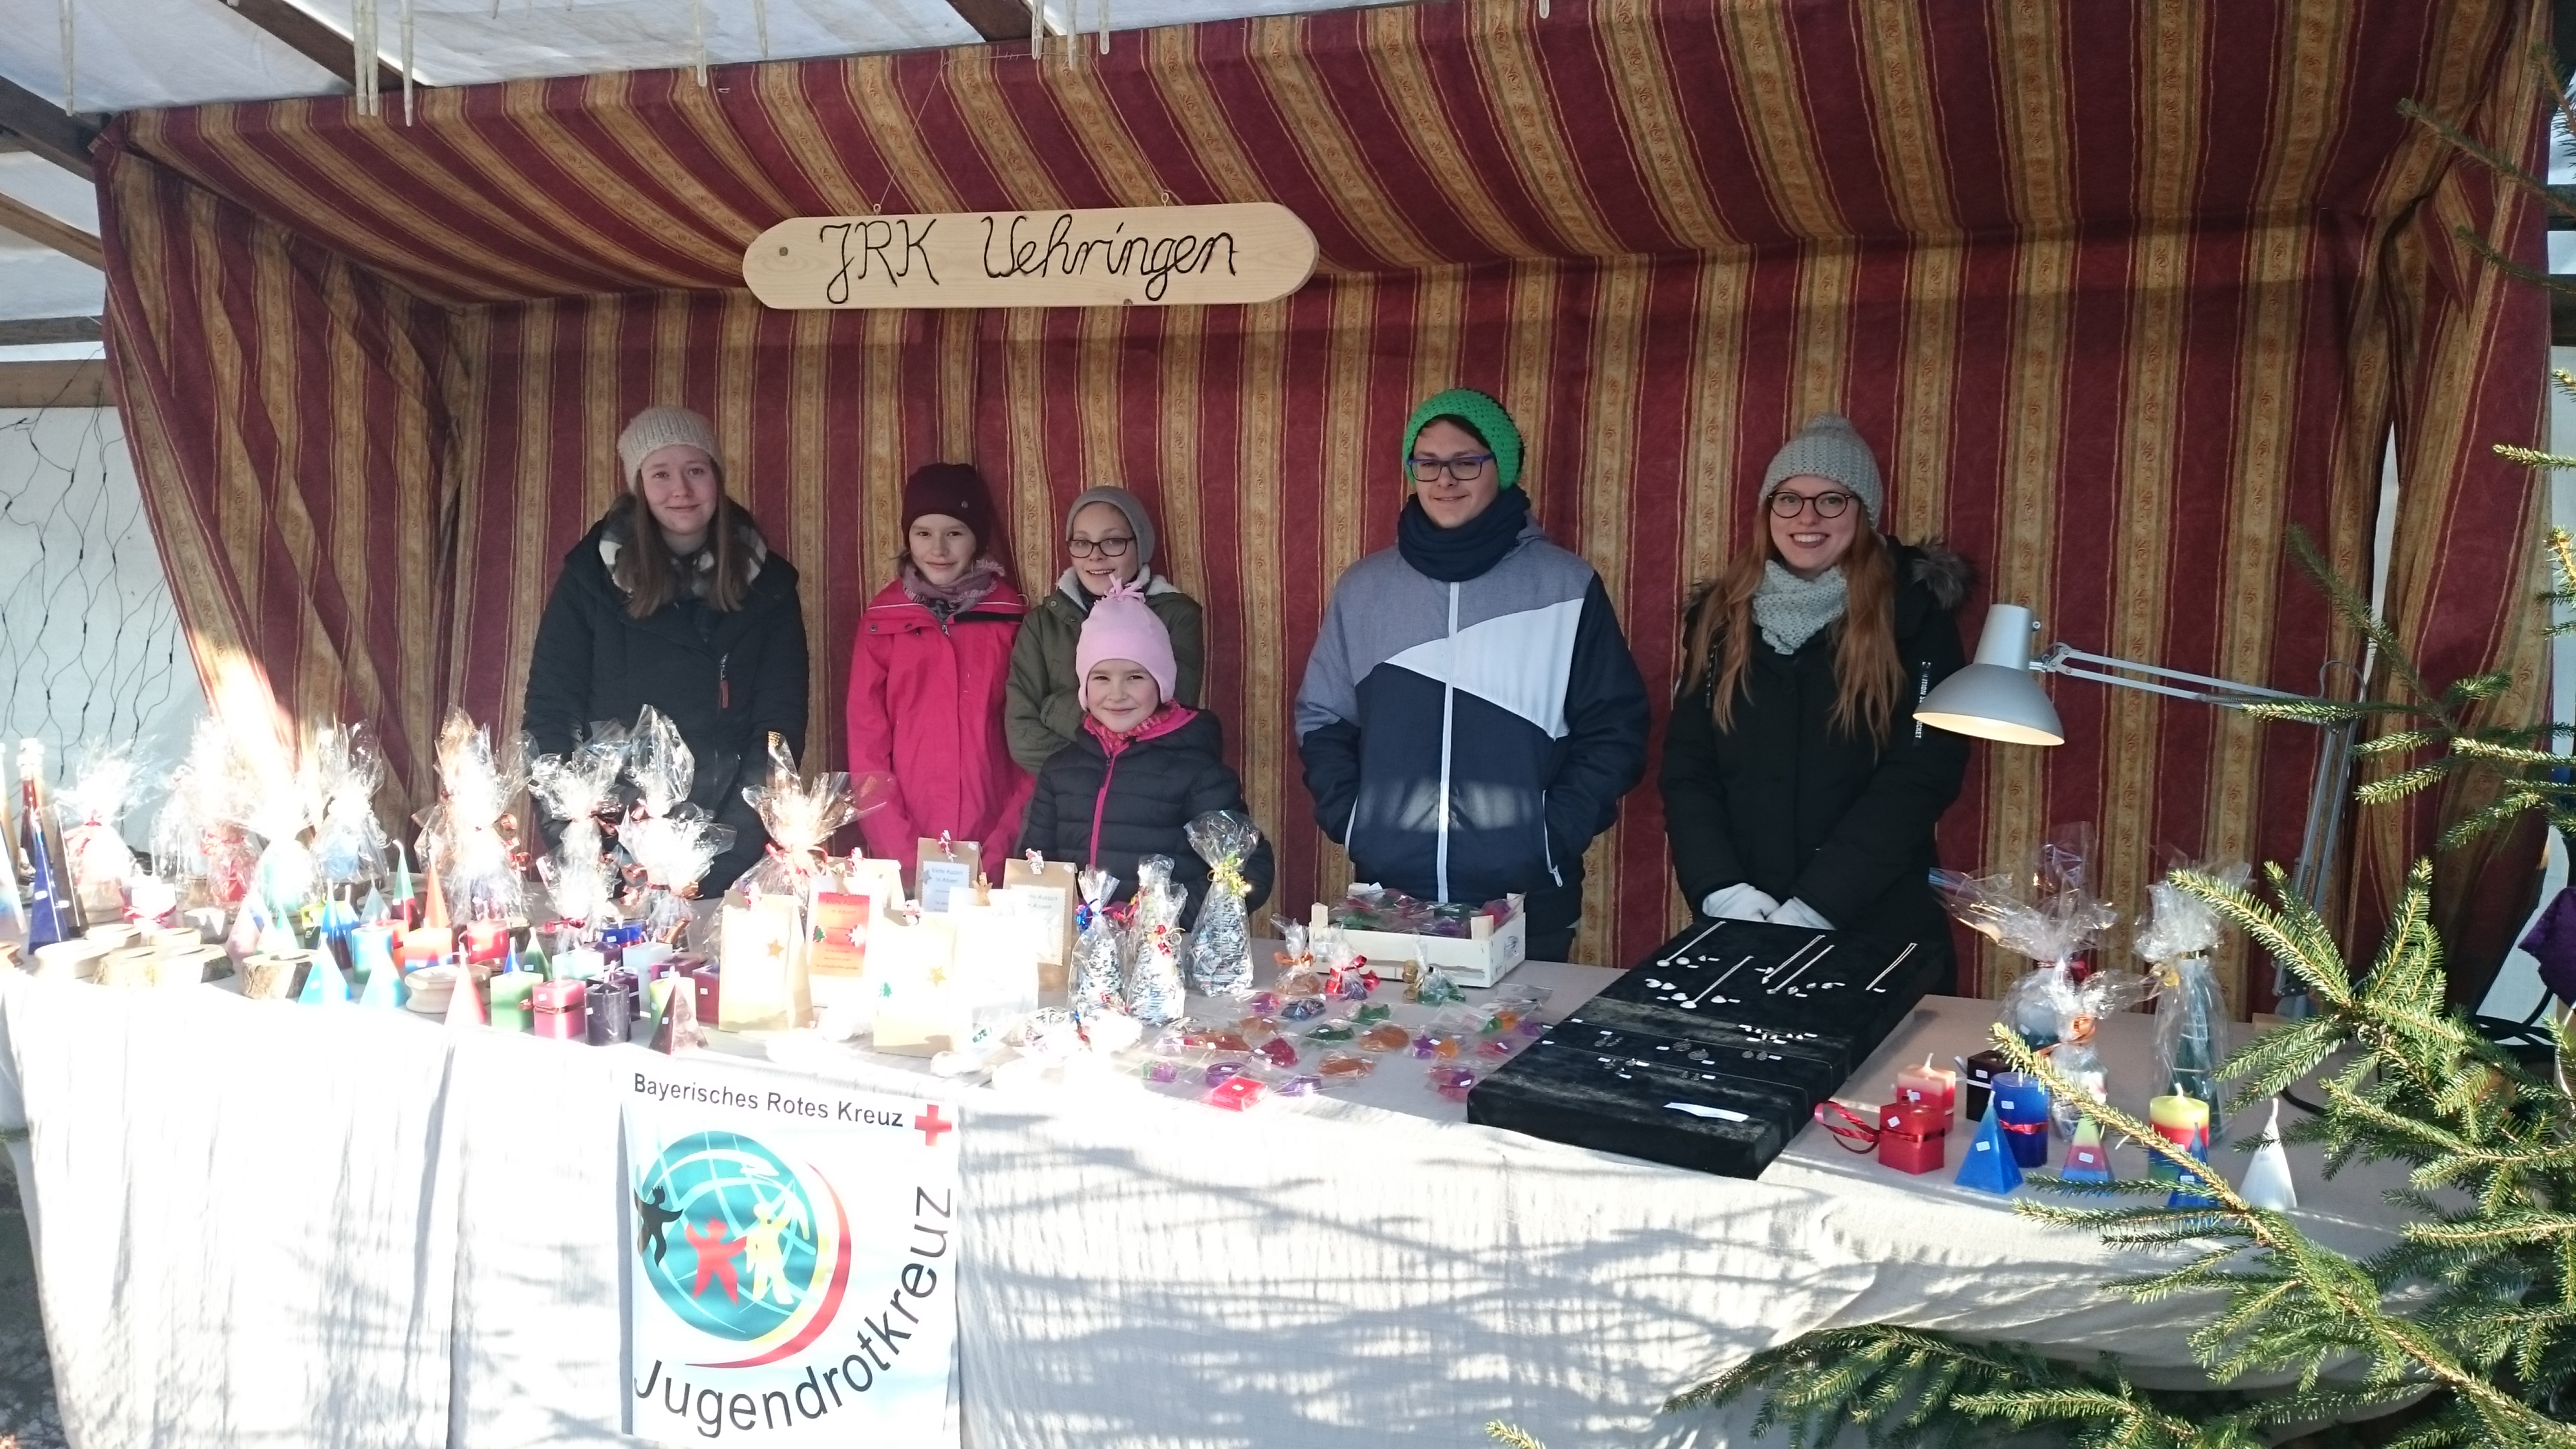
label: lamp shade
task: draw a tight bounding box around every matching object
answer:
[1914,604,2065,746]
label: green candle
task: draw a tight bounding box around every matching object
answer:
[488,970,537,1032]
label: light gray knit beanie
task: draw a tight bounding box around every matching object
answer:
[616,406,723,488]
[1760,414,1883,525]
[1063,485,1159,571]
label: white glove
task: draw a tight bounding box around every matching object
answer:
[1769,897,1835,931]
[1700,883,1780,922]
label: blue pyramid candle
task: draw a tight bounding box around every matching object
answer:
[297,951,350,1006]
[357,948,406,1009]
[1955,1098,2023,1195]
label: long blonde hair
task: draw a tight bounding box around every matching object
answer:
[1679,523,1906,741]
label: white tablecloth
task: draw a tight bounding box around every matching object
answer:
[0,954,2409,1448]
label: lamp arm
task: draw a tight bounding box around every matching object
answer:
[2036,644,2330,712]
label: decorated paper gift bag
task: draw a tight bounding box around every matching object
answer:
[914,836,983,913]
[716,890,810,1031]
[870,910,963,1056]
[949,885,1042,1051]
[1000,853,1078,997]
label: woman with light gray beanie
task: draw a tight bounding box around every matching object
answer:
[1003,486,1205,772]
[523,405,810,894]
[1659,414,1973,988]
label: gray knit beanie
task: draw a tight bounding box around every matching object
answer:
[1063,485,1158,571]
[617,407,723,488]
[1760,414,1883,525]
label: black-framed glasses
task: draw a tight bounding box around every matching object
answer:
[1769,490,1855,519]
[1067,535,1136,559]
[1408,453,1494,484]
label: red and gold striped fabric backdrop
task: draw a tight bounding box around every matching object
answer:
[97,0,2549,1001]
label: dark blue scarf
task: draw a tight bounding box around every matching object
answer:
[1396,488,1531,584]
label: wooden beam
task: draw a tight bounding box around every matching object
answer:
[0,192,102,270]
[0,359,108,409]
[2556,287,2576,346]
[0,75,103,180]
[0,317,101,347]
[222,0,408,97]
[945,0,1036,42]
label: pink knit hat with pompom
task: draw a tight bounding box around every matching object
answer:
[1075,580,1177,708]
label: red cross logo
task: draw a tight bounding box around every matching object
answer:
[914,1104,954,1146]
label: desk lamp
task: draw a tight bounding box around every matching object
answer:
[1915,604,2360,1014]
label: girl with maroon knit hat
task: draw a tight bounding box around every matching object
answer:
[846,464,1030,882]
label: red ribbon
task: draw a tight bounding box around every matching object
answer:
[2000,1118,2047,1136]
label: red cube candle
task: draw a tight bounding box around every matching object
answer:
[531,979,588,1042]
[1876,1101,1949,1175]
[462,920,509,965]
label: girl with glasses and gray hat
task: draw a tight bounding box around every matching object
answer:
[1659,413,1974,989]
[1003,486,1206,773]
[523,405,810,894]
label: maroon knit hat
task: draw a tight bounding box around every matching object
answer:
[902,464,1003,564]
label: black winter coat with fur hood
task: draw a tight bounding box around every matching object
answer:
[1658,543,1973,985]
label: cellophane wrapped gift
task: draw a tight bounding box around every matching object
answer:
[2138,860,2249,1134]
[617,706,733,947]
[1126,855,1188,1024]
[56,744,140,923]
[153,720,257,910]
[1931,824,2118,1050]
[219,718,322,935]
[1071,868,1126,1021]
[1272,918,1320,996]
[417,710,527,926]
[2043,965,2153,1132]
[1184,812,1259,998]
[527,722,629,930]
[717,736,874,1032]
[308,726,390,894]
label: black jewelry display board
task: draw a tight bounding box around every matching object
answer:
[1465,918,1939,1179]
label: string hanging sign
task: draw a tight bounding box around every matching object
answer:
[742,203,1316,311]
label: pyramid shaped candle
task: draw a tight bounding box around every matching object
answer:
[297,951,349,1006]
[1954,1098,2023,1195]
[443,953,486,1029]
[2060,1118,2114,1183]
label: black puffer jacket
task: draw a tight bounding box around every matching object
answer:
[523,498,810,894]
[1659,544,1972,984]
[1018,704,1275,926]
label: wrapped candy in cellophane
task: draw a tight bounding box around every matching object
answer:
[415,710,527,928]
[1071,868,1126,1022]
[153,720,258,911]
[1184,811,1260,998]
[2137,859,2250,1136]
[616,706,733,948]
[55,743,142,924]
[309,726,392,900]
[1932,824,2119,1051]
[1125,855,1188,1024]
[526,721,629,930]
[2039,963,2153,1134]
[230,721,325,941]
[716,735,881,1033]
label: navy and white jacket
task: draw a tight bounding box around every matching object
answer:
[1294,521,1650,938]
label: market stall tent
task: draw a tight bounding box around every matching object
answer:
[96,0,2549,1000]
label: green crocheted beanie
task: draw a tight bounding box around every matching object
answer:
[1402,388,1523,490]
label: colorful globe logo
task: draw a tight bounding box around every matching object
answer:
[634,1130,852,1366]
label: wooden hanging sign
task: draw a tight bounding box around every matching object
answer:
[742,203,1316,311]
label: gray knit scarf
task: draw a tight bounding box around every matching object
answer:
[1752,561,1847,655]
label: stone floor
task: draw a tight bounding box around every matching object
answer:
[0,1156,63,1449]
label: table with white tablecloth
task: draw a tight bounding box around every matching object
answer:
[0,949,2407,1448]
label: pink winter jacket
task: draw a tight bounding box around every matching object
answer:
[845,573,1032,877]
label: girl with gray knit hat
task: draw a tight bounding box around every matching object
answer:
[1659,413,1974,987]
[1002,486,1205,772]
